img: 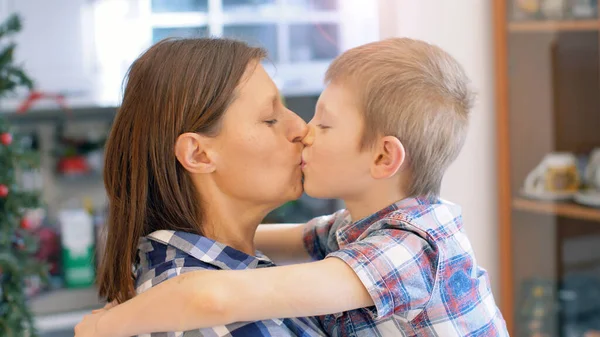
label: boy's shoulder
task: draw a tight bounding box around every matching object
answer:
[326,197,464,244]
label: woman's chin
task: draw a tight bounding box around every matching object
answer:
[290,181,304,199]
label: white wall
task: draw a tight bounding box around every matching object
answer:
[379,0,499,295]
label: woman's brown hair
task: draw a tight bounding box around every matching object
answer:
[97,38,266,303]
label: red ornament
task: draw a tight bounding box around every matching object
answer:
[0,133,12,145]
[20,218,32,230]
[0,184,8,198]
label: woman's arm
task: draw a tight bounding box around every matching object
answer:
[76,258,373,337]
[254,223,311,264]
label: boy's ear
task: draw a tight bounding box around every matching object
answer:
[175,133,216,174]
[371,136,405,180]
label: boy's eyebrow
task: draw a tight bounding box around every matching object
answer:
[316,103,331,117]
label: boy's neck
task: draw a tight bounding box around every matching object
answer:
[343,184,409,222]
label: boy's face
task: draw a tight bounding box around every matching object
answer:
[301,83,374,200]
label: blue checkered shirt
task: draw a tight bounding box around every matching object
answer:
[135,230,325,337]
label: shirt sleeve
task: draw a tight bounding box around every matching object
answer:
[327,228,438,320]
[302,211,343,260]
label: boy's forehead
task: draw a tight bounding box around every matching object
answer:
[317,84,361,117]
[315,101,335,119]
[317,87,340,114]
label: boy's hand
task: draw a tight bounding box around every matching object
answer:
[74,302,119,337]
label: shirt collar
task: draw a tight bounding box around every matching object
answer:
[139,230,274,270]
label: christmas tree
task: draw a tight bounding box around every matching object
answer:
[0,14,46,337]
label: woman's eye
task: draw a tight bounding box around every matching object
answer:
[317,124,331,129]
[265,119,278,126]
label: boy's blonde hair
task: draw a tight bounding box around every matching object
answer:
[326,38,474,197]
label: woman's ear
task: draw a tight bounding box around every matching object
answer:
[175,133,216,174]
[370,136,405,179]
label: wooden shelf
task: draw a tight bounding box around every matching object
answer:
[513,198,600,222]
[509,19,600,32]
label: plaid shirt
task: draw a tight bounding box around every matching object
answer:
[135,230,325,337]
[303,197,508,337]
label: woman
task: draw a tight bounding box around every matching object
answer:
[92,38,322,336]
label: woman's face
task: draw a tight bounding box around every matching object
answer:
[210,63,307,209]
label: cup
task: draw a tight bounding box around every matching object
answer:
[523,152,580,199]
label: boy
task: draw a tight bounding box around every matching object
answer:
[76,38,508,336]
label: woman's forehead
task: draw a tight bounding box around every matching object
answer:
[235,65,279,105]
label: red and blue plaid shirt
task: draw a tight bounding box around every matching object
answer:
[303,197,508,336]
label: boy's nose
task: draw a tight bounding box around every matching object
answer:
[302,125,315,146]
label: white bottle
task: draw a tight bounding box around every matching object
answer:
[58,209,95,288]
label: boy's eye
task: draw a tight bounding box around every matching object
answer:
[317,124,331,130]
[265,119,278,126]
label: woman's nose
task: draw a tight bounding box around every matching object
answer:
[302,125,315,146]
[288,110,308,143]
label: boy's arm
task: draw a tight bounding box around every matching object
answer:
[254,223,311,264]
[88,258,374,337]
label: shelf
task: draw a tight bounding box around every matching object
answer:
[3,106,117,124]
[36,309,94,333]
[29,287,103,316]
[513,198,600,222]
[508,19,600,32]
[18,287,104,333]
[29,287,104,332]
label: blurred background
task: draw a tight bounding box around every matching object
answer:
[0,0,600,336]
